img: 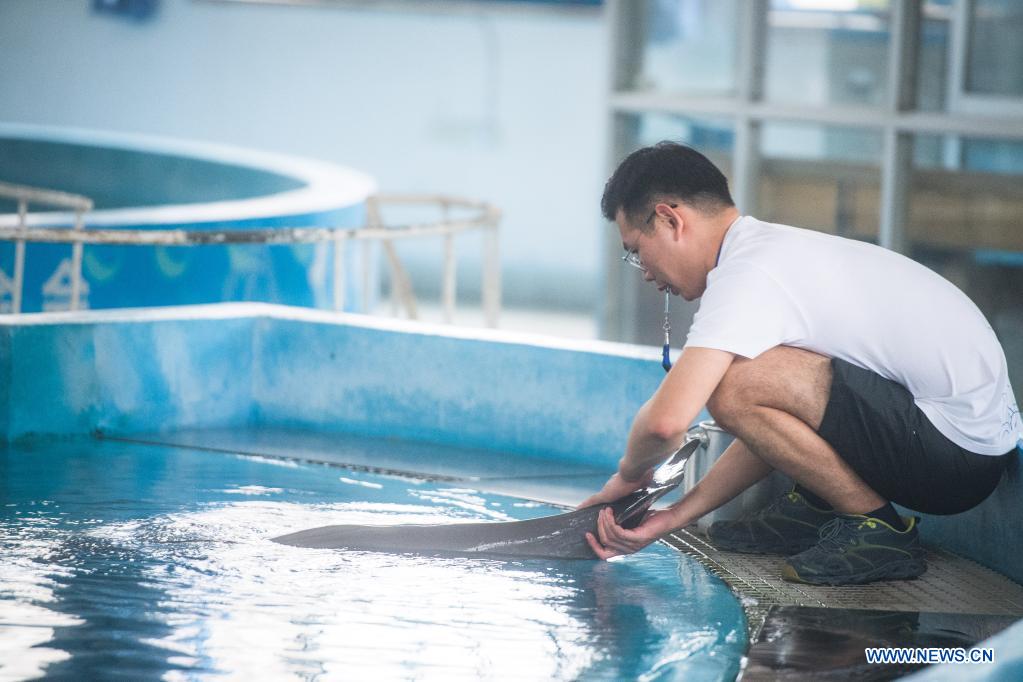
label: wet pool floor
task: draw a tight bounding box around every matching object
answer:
[666,526,1023,680]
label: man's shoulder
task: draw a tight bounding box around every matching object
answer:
[722,217,811,265]
[735,216,888,262]
[729,216,820,250]
[740,216,832,242]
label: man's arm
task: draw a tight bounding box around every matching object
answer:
[579,346,735,507]
[579,346,735,558]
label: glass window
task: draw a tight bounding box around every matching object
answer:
[966,0,1023,97]
[914,0,1023,112]
[628,0,740,95]
[758,122,882,240]
[627,112,735,176]
[907,134,1023,392]
[963,139,1023,175]
[764,0,892,107]
[908,135,1023,252]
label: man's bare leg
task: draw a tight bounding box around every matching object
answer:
[668,438,773,526]
[705,346,885,514]
[686,346,926,585]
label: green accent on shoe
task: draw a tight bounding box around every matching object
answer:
[781,514,926,586]
[705,490,840,555]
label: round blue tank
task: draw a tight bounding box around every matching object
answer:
[0,124,376,313]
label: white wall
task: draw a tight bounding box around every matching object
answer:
[0,0,608,309]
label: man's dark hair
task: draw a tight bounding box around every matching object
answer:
[600,141,734,225]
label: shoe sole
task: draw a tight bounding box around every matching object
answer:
[781,558,927,586]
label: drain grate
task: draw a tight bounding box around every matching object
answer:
[663,526,1023,640]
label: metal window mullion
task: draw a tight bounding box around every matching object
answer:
[732,118,762,215]
[895,111,1023,140]
[610,93,1023,139]
[949,93,1023,118]
[945,0,977,129]
[608,0,644,93]
[878,0,921,254]
[887,0,921,112]
[735,0,767,104]
[936,0,967,172]
[947,0,971,117]
[880,130,912,253]
[946,0,1005,116]
[732,0,767,215]
[601,0,644,342]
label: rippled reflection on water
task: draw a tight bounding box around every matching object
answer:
[0,439,744,680]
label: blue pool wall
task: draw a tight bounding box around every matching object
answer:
[3,302,1022,587]
[0,304,662,471]
[0,124,376,313]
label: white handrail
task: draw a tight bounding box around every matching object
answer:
[0,182,93,313]
[0,185,501,324]
[0,181,94,212]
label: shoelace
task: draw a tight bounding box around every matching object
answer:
[813,517,857,553]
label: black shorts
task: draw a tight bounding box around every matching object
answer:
[817,358,1013,515]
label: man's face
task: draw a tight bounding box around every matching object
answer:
[616,205,703,300]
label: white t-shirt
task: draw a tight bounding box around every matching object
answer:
[684,215,1021,456]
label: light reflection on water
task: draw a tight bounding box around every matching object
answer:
[0,439,745,680]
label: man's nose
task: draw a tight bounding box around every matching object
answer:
[643,269,655,282]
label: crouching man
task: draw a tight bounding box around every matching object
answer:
[581,142,1020,586]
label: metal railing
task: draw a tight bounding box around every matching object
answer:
[363,194,502,326]
[0,181,93,313]
[0,183,501,324]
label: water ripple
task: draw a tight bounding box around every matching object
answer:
[0,440,745,680]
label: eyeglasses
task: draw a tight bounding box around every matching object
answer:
[622,203,676,271]
[622,248,644,270]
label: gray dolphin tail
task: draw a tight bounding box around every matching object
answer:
[270,491,652,560]
[272,436,700,560]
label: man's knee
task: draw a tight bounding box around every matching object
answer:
[706,358,757,431]
[706,346,831,431]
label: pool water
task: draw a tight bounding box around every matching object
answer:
[0,437,745,680]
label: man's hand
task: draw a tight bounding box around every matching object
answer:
[585,506,679,559]
[576,471,651,510]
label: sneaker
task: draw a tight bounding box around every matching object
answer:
[705,490,839,554]
[781,515,926,586]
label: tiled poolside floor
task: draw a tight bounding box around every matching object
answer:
[665,527,1023,635]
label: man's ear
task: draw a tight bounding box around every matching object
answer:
[667,205,685,241]
[655,202,679,230]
